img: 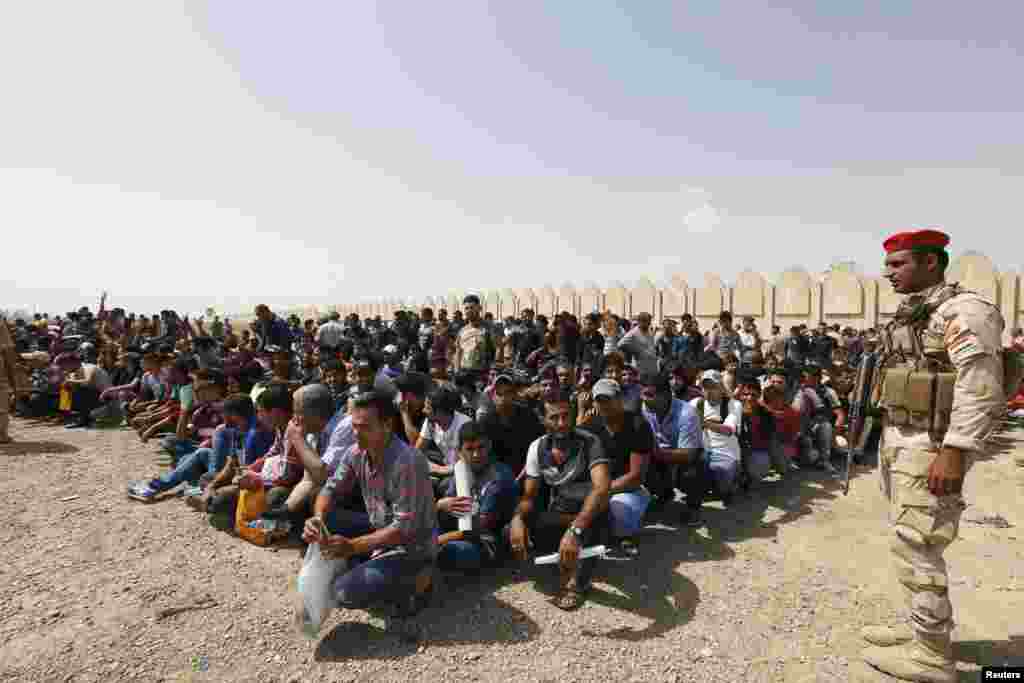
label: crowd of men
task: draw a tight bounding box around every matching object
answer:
[1,296,1020,618]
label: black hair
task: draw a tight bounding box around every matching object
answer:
[222,394,255,421]
[639,372,671,394]
[427,385,462,415]
[457,420,486,449]
[910,247,950,271]
[299,384,336,421]
[350,389,399,423]
[256,383,293,412]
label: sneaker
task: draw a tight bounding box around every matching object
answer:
[126,481,160,502]
[618,538,640,557]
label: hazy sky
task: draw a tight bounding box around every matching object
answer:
[3,1,1022,316]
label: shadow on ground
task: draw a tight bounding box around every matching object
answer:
[314,574,541,662]
[1,440,81,455]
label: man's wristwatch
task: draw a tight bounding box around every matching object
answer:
[569,526,584,542]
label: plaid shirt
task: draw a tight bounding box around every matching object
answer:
[322,436,437,560]
[248,428,304,489]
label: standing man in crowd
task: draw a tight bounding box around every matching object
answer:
[253,304,293,352]
[859,229,1004,683]
[316,311,346,353]
[454,294,494,380]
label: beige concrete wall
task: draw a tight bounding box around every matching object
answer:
[335,253,1021,340]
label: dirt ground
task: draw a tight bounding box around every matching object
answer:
[1,418,1022,683]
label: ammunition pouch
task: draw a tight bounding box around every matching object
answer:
[875,366,955,435]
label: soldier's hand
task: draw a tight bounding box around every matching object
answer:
[927,448,965,496]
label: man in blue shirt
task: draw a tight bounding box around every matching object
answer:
[128,394,274,503]
[435,421,519,572]
[639,372,708,528]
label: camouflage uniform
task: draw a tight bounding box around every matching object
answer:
[865,281,1004,678]
[0,321,14,440]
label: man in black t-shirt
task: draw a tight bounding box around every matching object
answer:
[477,373,544,476]
[586,378,655,557]
[507,388,611,611]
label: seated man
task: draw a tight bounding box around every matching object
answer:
[159,368,225,465]
[204,384,303,525]
[55,352,113,428]
[436,421,519,572]
[639,371,707,527]
[128,391,268,502]
[134,356,193,442]
[477,372,544,477]
[507,388,612,611]
[588,379,655,557]
[791,365,839,472]
[601,352,642,412]
[415,384,471,494]
[394,371,430,446]
[269,384,355,523]
[320,359,350,414]
[302,389,438,619]
[691,370,743,505]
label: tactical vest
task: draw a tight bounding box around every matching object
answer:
[869,283,965,439]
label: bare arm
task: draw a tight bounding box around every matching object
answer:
[513,476,540,524]
[573,463,611,530]
[609,452,647,494]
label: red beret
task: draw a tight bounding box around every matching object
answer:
[883,229,950,253]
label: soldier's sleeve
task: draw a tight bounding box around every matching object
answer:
[941,297,1005,453]
[0,322,13,351]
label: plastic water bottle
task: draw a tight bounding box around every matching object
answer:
[454,459,474,532]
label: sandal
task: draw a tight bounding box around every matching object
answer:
[554,584,585,611]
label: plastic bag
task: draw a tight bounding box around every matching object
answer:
[296,542,345,638]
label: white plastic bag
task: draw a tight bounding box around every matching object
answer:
[296,543,345,638]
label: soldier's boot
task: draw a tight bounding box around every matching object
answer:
[860,623,913,647]
[862,631,955,683]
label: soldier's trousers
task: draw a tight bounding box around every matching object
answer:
[0,387,9,438]
[879,445,968,645]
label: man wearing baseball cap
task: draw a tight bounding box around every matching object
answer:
[690,369,743,505]
[859,229,1005,682]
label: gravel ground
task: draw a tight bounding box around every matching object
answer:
[2,418,1022,683]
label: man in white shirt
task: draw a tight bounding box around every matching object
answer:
[56,352,112,428]
[415,385,472,495]
[690,369,743,504]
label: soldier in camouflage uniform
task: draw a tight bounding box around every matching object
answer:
[1,318,26,443]
[860,230,1005,682]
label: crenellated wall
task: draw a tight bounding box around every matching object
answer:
[293,251,1020,341]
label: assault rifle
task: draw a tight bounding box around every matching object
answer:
[844,350,879,495]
